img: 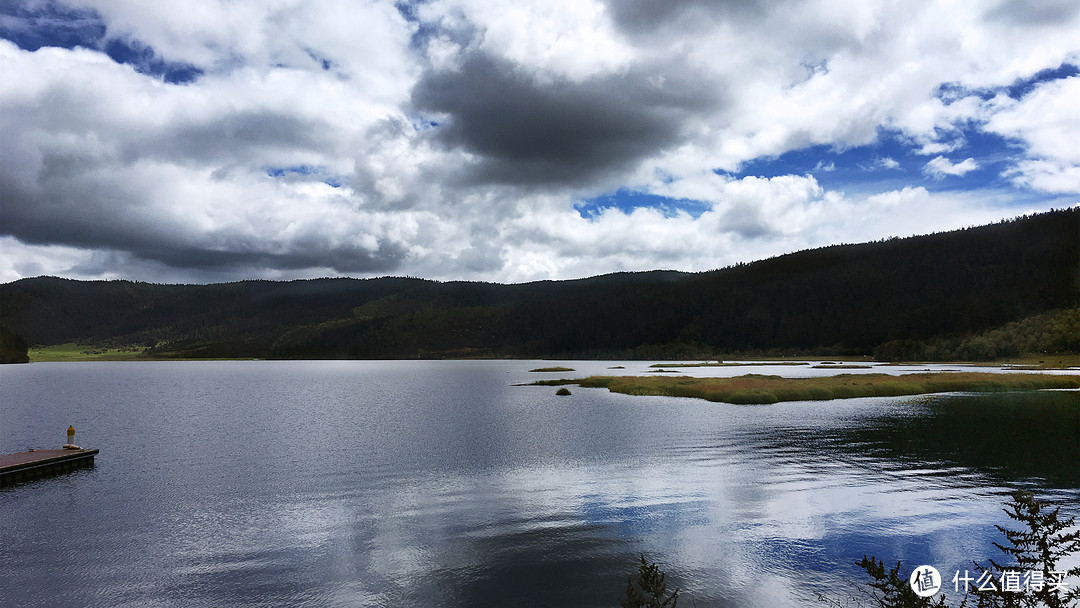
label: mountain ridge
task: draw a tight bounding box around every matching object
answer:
[2,208,1077,360]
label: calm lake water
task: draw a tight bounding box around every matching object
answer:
[1,360,1077,607]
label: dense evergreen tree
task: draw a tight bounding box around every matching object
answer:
[620,555,679,608]
[0,326,30,364]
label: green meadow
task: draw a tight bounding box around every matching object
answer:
[27,343,261,362]
[28,343,149,362]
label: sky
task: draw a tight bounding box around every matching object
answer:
[1,0,1078,284]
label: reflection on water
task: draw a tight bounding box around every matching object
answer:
[0,361,1077,607]
[799,391,1080,489]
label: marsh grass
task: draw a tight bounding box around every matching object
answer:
[649,361,812,368]
[985,353,1080,369]
[881,354,1080,370]
[534,372,1080,404]
[529,366,576,372]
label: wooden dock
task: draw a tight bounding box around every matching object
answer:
[0,448,99,487]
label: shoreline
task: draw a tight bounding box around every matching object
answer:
[20,345,1080,371]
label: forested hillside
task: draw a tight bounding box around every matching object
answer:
[2,208,1077,360]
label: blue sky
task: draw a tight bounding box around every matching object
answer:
[1,0,1078,283]
[587,63,1079,219]
[0,1,202,82]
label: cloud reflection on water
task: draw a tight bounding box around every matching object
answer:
[0,361,1075,607]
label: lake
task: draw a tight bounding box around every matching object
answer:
[1,360,1078,607]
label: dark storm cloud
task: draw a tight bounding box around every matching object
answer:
[411,52,723,185]
[71,238,407,275]
[124,242,410,275]
[603,0,769,35]
[8,67,335,172]
[0,179,174,258]
[985,0,1080,26]
[126,111,338,167]
[0,160,405,276]
[0,178,407,275]
[144,237,406,275]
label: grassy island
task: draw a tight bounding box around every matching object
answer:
[648,361,811,368]
[529,366,576,372]
[532,372,1080,404]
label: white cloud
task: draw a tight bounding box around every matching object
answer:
[70,0,418,85]
[426,35,464,72]
[984,76,1080,193]
[1002,160,1080,195]
[915,140,961,156]
[859,157,902,172]
[460,177,1014,284]
[2,0,1079,283]
[0,237,91,283]
[923,156,979,179]
[417,0,633,81]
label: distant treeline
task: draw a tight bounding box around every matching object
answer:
[1,208,1077,360]
[873,307,1080,362]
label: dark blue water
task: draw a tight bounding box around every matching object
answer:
[1,361,1077,607]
